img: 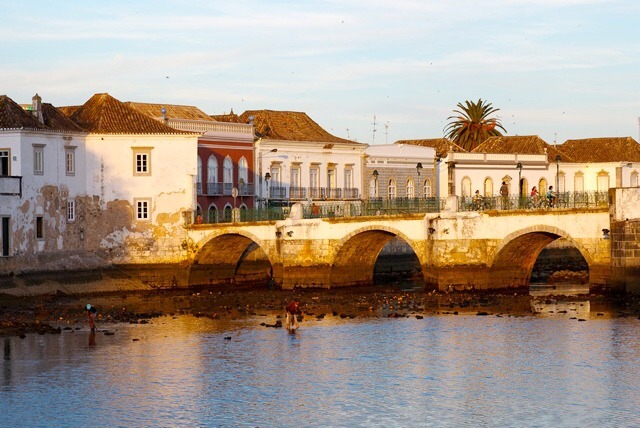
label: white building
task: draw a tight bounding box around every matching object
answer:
[238,110,367,207]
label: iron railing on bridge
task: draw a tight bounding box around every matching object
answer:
[458,191,609,212]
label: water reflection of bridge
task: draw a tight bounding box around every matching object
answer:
[182,206,611,293]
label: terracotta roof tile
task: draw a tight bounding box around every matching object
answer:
[71,93,193,134]
[58,105,81,117]
[559,137,640,162]
[124,102,214,121]
[0,95,47,130]
[472,135,574,163]
[238,110,359,145]
[395,138,465,157]
[41,103,85,132]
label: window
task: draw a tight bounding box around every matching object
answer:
[135,199,151,220]
[223,156,233,195]
[344,168,353,189]
[36,216,44,239]
[196,156,202,195]
[1,149,10,176]
[539,178,548,194]
[208,205,218,223]
[1,217,10,256]
[291,166,300,188]
[67,200,76,222]
[407,178,415,198]
[461,177,471,197]
[597,171,609,192]
[310,166,320,188]
[207,155,219,183]
[33,145,44,175]
[631,171,639,187]
[574,172,584,192]
[65,148,76,176]
[132,147,152,175]
[558,172,566,193]
[388,179,396,199]
[423,179,432,197]
[238,157,248,184]
[484,178,493,196]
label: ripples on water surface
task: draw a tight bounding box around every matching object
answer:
[2,310,640,427]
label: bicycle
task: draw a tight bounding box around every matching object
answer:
[525,196,551,209]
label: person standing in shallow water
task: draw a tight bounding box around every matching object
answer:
[86,304,97,332]
[285,301,302,331]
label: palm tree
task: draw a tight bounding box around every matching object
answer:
[444,99,506,151]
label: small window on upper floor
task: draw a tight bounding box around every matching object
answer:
[33,145,45,175]
[132,147,153,176]
[65,148,76,176]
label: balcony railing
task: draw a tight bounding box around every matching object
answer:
[223,183,233,196]
[238,183,255,196]
[206,182,223,196]
[290,187,307,199]
[326,188,342,199]
[343,188,360,199]
[0,176,22,196]
[309,187,326,199]
[269,186,287,199]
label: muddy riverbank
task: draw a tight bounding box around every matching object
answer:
[2,285,640,337]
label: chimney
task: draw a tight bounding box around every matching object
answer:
[161,107,168,125]
[31,93,44,124]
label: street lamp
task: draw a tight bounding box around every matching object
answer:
[238,178,245,206]
[516,162,523,203]
[416,162,423,200]
[265,172,271,208]
[555,155,561,195]
[372,170,379,198]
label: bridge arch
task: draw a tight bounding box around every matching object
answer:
[489,224,594,289]
[188,230,275,288]
[329,225,426,288]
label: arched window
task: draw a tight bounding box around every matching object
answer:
[631,171,639,187]
[406,178,415,198]
[208,205,218,223]
[238,156,248,184]
[423,179,432,198]
[197,156,202,195]
[369,177,378,199]
[484,177,493,196]
[574,172,584,192]
[207,155,218,183]
[596,171,609,192]
[521,178,529,198]
[539,178,548,194]
[223,156,233,195]
[388,179,397,199]
[461,176,471,197]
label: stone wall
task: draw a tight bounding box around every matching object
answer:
[609,188,640,294]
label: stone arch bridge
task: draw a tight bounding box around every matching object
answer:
[179,207,611,293]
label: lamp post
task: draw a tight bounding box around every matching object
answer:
[416,162,423,199]
[372,170,379,198]
[238,178,245,207]
[516,162,523,206]
[264,172,271,209]
[555,155,561,197]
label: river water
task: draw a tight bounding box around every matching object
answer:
[2,298,640,427]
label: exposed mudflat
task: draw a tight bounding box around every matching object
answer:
[1,286,639,337]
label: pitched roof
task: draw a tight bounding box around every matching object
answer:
[70,93,193,134]
[395,138,465,157]
[41,103,85,132]
[0,95,84,132]
[472,135,573,163]
[58,105,81,117]
[238,109,358,145]
[0,95,47,130]
[559,137,640,162]
[124,102,213,121]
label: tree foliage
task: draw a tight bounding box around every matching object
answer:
[444,99,506,151]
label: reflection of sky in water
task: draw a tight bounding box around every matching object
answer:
[1,313,640,427]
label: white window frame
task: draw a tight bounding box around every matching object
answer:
[132,147,153,176]
[134,198,151,221]
[344,168,353,189]
[388,179,396,199]
[67,199,76,222]
[407,178,415,198]
[207,155,219,183]
[33,144,45,175]
[65,147,76,176]
[238,156,248,184]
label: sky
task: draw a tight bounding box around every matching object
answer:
[2,0,639,145]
